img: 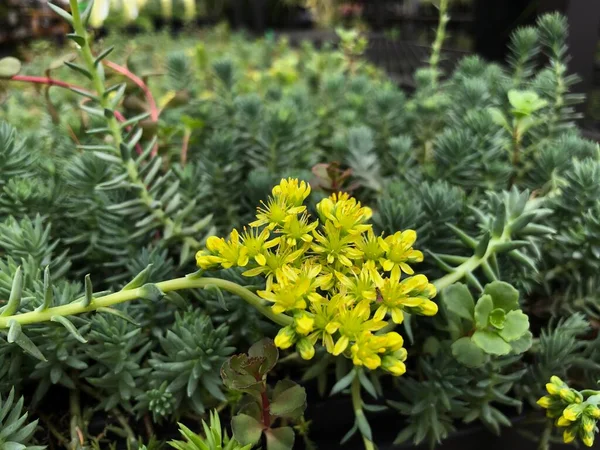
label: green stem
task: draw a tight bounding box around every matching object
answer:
[581,390,600,397]
[69,389,85,450]
[67,0,202,250]
[111,408,136,445]
[0,277,292,328]
[537,419,553,450]
[351,375,375,450]
[433,232,510,292]
[429,0,450,88]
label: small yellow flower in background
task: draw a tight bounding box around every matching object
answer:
[379,230,424,280]
[195,178,435,376]
[537,376,600,447]
[272,178,311,207]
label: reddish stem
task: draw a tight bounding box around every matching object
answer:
[9,75,142,155]
[103,60,159,155]
[261,389,271,428]
[10,75,92,93]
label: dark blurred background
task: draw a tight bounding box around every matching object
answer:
[2,0,598,135]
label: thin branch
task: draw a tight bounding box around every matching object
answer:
[103,60,160,154]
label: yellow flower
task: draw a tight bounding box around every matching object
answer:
[280,213,318,246]
[379,230,424,280]
[312,221,363,267]
[242,244,305,288]
[197,229,249,269]
[355,229,386,286]
[329,300,386,355]
[349,331,406,373]
[316,192,372,235]
[335,267,377,304]
[350,332,384,370]
[251,196,303,229]
[272,178,311,207]
[374,273,437,324]
[258,284,308,314]
[241,226,279,265]
[308,293,344,353]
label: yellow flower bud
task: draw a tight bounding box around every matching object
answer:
[588,405,600,419]
[582,415,596,433]
[546,382,560,396]
[559,388,577,403]
[556,416,572,427]
[381,355,406,376]
[550,375,564,385]
[383,332,404,352]
[420,300,438,316]
[582,433,595,448]
[295,313,315,336]
[563,404,582,422]
[537,396,553,409]
[563,428,576,444]
[296,339,315,360]
[274,326,296,350]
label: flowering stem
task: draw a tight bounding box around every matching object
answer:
[351,375,375,450]
[0,277,293,329]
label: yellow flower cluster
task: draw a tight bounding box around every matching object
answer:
[537,376,600,447]
[196,179,438,376]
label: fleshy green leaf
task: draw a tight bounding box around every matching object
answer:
[451,336,489,368]
[1,266,22,317]
[123,264,153,290]
[265,427,295,450]
[270,382,306,419]
[231,414,264,446]
[483,281,519,311]
[498,310,529,342]
[489,308,506,329]
[474,294,493,329]
[510,330,533,354]
[248,338,278,376]
[472,330,511,356]
[51,316,87,343]
[48,2,74,23]
[7,321,46,361]
[443,283,474,321]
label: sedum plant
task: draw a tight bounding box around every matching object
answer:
[169,410,251,450]
[0,0,598,449]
